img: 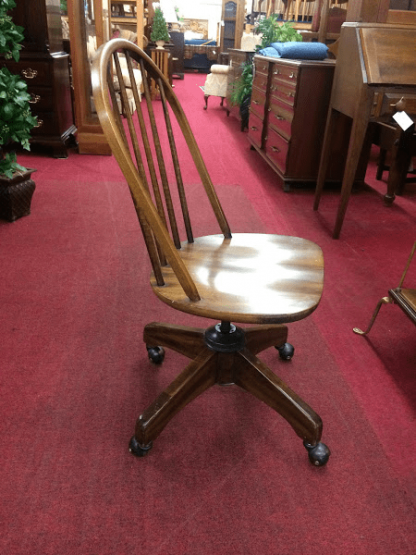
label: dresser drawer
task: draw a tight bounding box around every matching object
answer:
[268,98,294,140]
[30,112,58,136]
[27,87,53,113]
[253,71,268,92]
[265,127,288,174]
[271,64,298,87]
[270,82,296,107]
[254,58,269,76]
[372,91,416,118]
[5,61,52,86]
[248,111,263,148]
[250,86,266,119]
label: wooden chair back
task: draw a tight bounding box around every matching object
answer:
[91,39,232,303]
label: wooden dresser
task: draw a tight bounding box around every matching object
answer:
[4,0,76,158]
[248,55,354,190]
[226,49,255,124]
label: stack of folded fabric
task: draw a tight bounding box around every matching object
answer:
[258,41,328,60]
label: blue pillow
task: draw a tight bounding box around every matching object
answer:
[270,41,328,60]
[257,46,280,57]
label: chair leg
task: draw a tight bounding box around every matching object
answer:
[204,94,209,110]
[131,349,217,452]
[144,322,205,360]
[353,296,392,336]
[234,348,323,446]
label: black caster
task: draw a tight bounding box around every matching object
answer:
[304,441,331,467]
[276,342,294,360]
[146,346,165,364]
[129,436,152,457]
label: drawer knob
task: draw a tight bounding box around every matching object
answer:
[250,126,258,131]
[22,68,38,79]
[271,146,280,153]
[273,70,281,75]
[29,93,41,104]
[34,119,44,128]
[289,92,295,98]
[289,72,295,79]
[253,100,259,105]
[276,115,285,121]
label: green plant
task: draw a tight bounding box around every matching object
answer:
[230,62,253,107]
[60,0,68,14]
[0,0,37,178]
[150,8,170,43]
[255,16,302,51]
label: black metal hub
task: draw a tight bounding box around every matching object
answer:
[204,321,245,353]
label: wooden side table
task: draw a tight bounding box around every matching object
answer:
[150,48,171,99]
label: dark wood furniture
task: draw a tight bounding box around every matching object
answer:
[169,31,185,79]
[4,0,76,158]
[225,49,255,125]
[374,120,416,201]
[220,0,245,52]
[314,23,416,238]
[247,55,360,191]
[353,242,416,336]
[91,38,331,466]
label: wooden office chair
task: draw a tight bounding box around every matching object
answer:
[353,242,416,336]
[91,39,330,466]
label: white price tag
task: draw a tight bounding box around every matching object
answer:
[393,111,414,132]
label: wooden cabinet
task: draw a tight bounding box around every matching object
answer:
[225,49,255,123]
[3,0,76,158]
[170,31,185,79]
[248,55,357,190]
[220,0,245,52]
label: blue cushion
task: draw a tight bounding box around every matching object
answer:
[258,46,280,57]
[270,41,328,60]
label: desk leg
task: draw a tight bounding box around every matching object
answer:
[333,115,369,239]
[314,108,340,211]
[385,124,415,205]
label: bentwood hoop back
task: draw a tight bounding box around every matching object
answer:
[91,39,330,466]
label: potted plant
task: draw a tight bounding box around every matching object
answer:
[255,17,302,51]
[229,19,303,129]
[0,0,37,222]
[150,8,170,49]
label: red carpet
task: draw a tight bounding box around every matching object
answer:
[1,73,415,554]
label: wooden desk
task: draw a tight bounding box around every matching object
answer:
[314,23,416,238]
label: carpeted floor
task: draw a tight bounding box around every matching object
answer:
[1,73,415,554]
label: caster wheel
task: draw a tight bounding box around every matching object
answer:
[304,441,331,467]
[129,436,152,457]
[276,342,294,360]
[147,346,165,364]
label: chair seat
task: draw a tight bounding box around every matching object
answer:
[151,233,324,324]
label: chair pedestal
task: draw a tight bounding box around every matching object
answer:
[129,322,329,465]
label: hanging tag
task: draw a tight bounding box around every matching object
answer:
[393,111,414,132]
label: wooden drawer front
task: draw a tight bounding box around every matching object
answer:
[374,91,416,118]
[268,98,293,140]
[254,58,269,76]
[253,71,268,92]
[30,112,57,136]
[265,127,288,174]
[248,111,263,148]
[270,82,296,107]
[271,64,298,87]
[250,86,266,118]
[5,61,52,86]
[27,87,53,113]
